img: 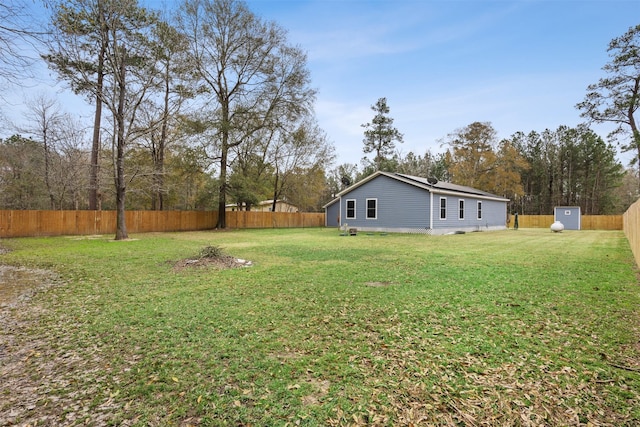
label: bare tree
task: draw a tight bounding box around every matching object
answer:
[577,25,640,171]
[45,0,110,209]
[18,94,66,209]
[177,0,315,228]
[135,19,193,210]
[0,114,89,211]
[267,119,334,212]
[0,0,48,91]
[47,0,162,239]
[52,115,90,209]
[11,94,91,209]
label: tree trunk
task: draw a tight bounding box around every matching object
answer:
[115,47,128,240]
[156,62,170,211]
[216,145,228,228]
[89,10,107,211]
[271,172,279,212]
[216,100,230,229]
[42,127,55,210]
[150,134,162,210]
[628,77,640,190]
[89,74,103,210]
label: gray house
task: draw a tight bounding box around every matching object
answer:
[324,171,509,235]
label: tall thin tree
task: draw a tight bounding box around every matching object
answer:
[46,0,111,209]
[177,0,315,228]
[361,97,403,171]
[47,0,161,239]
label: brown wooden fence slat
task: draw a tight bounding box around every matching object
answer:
[624,200,640,267]
[0,210,325,238]
[0,210,621,238]
[516,215,555,229]
[516,215,623,230]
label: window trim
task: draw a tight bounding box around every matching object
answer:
[439,197,447,220]
[477,201,482,220]
[346,199,356,219]
[366,198,377,219]
[458,199,465,220]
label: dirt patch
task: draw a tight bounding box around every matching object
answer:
[0,266,61,308]
[0,243,61,308]
[301,378,331,406]
[0,263,71,426]
[365,281,395,287]
[172,256,253,272]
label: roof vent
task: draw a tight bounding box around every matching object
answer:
[427,177,438,185]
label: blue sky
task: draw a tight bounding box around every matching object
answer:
[3,0,640,168]
[243,0,640,166]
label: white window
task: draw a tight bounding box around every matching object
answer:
[346,199,356,219]
[366,198,377,219]
[459,199,464,220]
[439,197,447,220]
[477,201,482,220]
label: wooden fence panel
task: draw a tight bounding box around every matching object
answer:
[581,215,622,230]
[193,211,218,231]
[0,210,619,238]
[517,215,554,229]
[517,215,622,230]
[62,211,79,235]
[624,200,640,267]
[224,211,324,229]
[0,210,323,237]
[96,211,117,235]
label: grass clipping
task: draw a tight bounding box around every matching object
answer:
[173,245,252,271]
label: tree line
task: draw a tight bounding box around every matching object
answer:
[1,0,335,239]
[326,15,640,217]
[1,1,639,238]
[328,116,633,215]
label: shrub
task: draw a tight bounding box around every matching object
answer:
[198,245,226,259]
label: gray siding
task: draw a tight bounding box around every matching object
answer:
[325,172,508,234]
[325,200,340,227]
[477,198,508,228]
[432,196,506,231]
[340,175,430,230]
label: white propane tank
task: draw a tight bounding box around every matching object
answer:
[550,221,564,232]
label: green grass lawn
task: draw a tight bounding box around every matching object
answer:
[1,228,639,426]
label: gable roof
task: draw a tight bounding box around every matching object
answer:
[323,171,509,207]
[394,173,508,199]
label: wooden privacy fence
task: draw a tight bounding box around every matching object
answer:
[623,199,640,267]
[226,211,324,229]
[515,215,622,230]
[0,210,623,238]
[0,210,325,238]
